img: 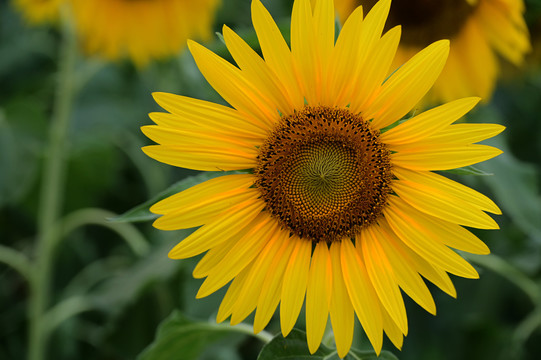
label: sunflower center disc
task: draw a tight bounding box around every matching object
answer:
[359,0,478,46]
[255,106,392,242]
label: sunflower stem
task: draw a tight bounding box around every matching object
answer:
[28,7,78,360]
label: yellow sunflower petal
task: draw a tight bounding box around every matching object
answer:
[418,213,491,255]
[197,215,277,298]
[280,236,311,337]
[142,144,257,171]
[314,0,334,96]
[341,237,383,354]
[231,224,285,325]
[366,40,450,130]
[168,198,265,259]
[383,197,479,279]
[348,25,401,113]
[392,179,499,229]
[222,25,295,115]
[253,230,296,334]
[151,92,267,138]
[306,241,332,354]
[216,264,252,323]
[328,5,364,107]
[141,125,259,151]
[360,228,408,335]
[251,0,304,108]
[329,242,355,358]
[372,222,437,315]
[188,40,279,127]
[391,144,503,171]
[153,189,258,230]
[382,306,404,350]
[291,0,320,103]
[416,124,506,146]
[392,167,500,214]
[151,174,254,214]
[332,0,391,108]
[378,219,457,298]
[380,97,481,145]
[193,237,241,279]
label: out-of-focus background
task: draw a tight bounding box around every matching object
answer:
[1,0,541,359]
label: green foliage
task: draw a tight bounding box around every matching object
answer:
[257,329,398,360]
[137,311,245,360]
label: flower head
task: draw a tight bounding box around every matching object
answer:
[70,0,221,67]
[142,0,504,356]
[334,0,531,104]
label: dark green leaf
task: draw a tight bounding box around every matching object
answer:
[110,171,243,223]
[257,329,398,360]
[257,329,331,360]
[137,310,243,360]
[347,348,399,360]
[440,165,493,176]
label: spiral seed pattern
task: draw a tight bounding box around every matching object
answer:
[255,106,392,242]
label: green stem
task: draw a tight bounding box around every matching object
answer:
[29,9,78,360]
[0,245,33,284]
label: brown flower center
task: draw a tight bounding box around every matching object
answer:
[255,106,392,243]
[358,0,478,46]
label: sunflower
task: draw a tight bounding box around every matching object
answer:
[12,0,63,24]
[69,0,221,67]
[334,0,531,105]
[142,0,504,356]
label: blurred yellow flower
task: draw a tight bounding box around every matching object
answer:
[142,0,504,356]
[70,0,221,67]
[334,0,531,104]
[12,0,63,24]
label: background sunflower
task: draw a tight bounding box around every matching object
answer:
[70,0,222,66]
[334,0,531,105]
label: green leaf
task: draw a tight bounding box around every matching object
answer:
[257,329,398,360]
[440,165,493,176]
[348,348,399,360]
[110,171,243,223]
[137,310,243,360]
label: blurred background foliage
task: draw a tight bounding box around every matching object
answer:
[1,0,541,359]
